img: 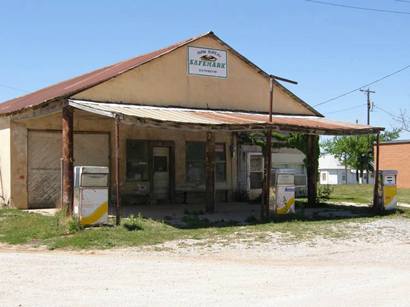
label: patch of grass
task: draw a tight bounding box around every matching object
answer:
[0,207,409,250]
[0,209,65,245]
[317,184,410,204]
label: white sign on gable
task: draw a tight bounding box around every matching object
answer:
[188,46,227,78]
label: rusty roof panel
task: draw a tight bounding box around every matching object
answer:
[0,33,209,115]
[68,100,383,135]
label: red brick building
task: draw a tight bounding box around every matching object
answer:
[376,140,410,188]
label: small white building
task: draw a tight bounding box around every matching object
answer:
[319,154,373,185]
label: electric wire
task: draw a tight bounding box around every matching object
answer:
[326,103,367,114]
[313,64,410,107]
[0,83,28,93]
[306,0,410,15]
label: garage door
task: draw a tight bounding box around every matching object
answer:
[28,131,109,208]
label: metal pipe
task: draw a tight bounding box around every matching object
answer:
[115,116,121,225]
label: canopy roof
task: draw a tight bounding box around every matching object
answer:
[69,100,383,135]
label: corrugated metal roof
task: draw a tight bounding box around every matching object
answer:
[69,100,383,135]
[0,32,210,115]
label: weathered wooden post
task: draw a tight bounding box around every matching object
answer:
[373,132,382,212]
[62,104,74,216]
[307,134,319,207]
[261,76,274,220]
[205,131,216,213]
[114,116,121,225]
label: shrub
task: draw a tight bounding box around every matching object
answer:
[317,184,334,203]
[123,214,144,231]
[67,217,83,233]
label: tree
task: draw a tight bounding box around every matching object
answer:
[321,129,400,182]
[396,109,410,132]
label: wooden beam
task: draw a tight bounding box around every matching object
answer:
[307,134,319,207]
[62,105,74,215]
[114,116,121,225]
[205,131,216,213]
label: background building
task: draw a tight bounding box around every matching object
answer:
[319,154,374,185]
[377,140,410,188]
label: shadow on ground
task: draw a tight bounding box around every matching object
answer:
[109,201,398,229]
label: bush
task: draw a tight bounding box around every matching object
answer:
[67,217,83,233]
[123,214,144,231]
[318,184,334,203]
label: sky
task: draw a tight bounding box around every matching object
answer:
[0,0,409,139]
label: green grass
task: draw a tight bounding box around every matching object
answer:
[319,184,410,204]
[0,207,408,250]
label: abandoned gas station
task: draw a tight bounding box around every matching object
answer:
[0,32,386,224]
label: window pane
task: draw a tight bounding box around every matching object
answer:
[250,172,263,189]
[186,161,205,184]
[250,156,263,172]
[154,156,168,172]
[126,140,148,180]
[186,142,205,161]
[216,162,226,182]
[215,144,226,161]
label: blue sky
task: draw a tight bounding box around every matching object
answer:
[1,0,409,138]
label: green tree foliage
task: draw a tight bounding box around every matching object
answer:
[238,131,318,168]
[321,129,400,175]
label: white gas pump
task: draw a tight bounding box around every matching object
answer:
[377,170,398,211]
[74,166,109,225]
[269,169,296,214]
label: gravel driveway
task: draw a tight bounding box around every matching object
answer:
[1,218,409,307]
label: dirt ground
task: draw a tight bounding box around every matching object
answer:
[1,218,410,307]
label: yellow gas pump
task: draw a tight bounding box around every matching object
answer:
[378,170,398,211]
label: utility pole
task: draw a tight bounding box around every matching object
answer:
[360,88,375,184]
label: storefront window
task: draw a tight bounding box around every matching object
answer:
[186,142,205,184]
[126,140,149,181]
[186,142,227,184]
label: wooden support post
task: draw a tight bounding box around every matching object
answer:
[114,116,121,226]
[373,132,382,212]
[62,105,74,216]
[261,129,272,220]
[307,134,319,207]
[205,131,216,213]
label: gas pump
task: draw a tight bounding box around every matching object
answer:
[377,170,398,211]
[269,169,296,214]
[74,166,109,225]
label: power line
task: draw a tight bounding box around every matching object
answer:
[0,83,28,93]
[396,0,410,4]
[306,0,410,15]
[325,103,366,114]
[313,64,410,107]
[374,105,400,119]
